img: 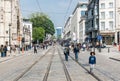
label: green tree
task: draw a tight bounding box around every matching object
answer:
[32,27,45,43]
[30,12,55,35]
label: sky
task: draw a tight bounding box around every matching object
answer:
[20,0,87,28]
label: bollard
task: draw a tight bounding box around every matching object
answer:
[108,47,110,53]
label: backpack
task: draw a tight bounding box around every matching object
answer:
[64,48,67,54]
[0,47,4,52]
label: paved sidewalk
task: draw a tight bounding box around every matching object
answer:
[0,46,51,63]
[0,49,33,63]
[90,45,120,61]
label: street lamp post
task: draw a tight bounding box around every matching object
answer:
[29,30,31,49]
[23,26,25,52]
[97,0,101,52]
[9,24,11,45]
[95,0,101,52]
[9,23,11,53]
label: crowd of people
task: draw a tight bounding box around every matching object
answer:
[0,41,53,57]
[0,45,18,57]
[33,43,51,53]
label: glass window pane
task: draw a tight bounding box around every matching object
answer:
[101,3,105,9]
[101,12,105,19]
[81,11,86,16]
[101,22,105,30]
[109,2,113,8]
[109,11,113,18]
[109,21,113,30]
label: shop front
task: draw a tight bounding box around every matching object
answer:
[101,33,115,45]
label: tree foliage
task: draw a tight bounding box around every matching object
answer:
[30,12,55,35]
[32,27,45,42]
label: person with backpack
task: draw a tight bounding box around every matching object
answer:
[3,45,7,57]
[89,52,96,73]
[73,44,79,61]
[34,45,37,53]
[64,47,69,61]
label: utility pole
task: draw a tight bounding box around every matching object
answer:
[9,0,12,53]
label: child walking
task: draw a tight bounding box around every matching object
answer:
[89,52,96,73]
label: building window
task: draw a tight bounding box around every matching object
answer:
[109,11,113,18]
[28,25,30,29]
[91,9,94,16]
[109,21,113,30]
[92,20,94,27]
[101,3,105,9]
[101,12,105,19]
[81,11,86,16]
[80,4,87,8]
[101,22,105,30]
[109,2,113,8]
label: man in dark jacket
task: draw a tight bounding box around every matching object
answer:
[64,47,69,61]
[73,44,79,61]
[34,45,37,53]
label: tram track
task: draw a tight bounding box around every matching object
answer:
[43,47,55,81]
[59,46,102,81]
[60,46,120,81]
[58,48,72,81]
[69,56,102,81]
[13,47,54,81]
[73,56,119,81]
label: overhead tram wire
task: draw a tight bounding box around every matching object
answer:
[22,10,66,14]
[36,0,42,12]
[64,0,73,23]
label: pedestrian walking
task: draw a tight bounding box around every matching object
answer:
[64,47,69,61]
[73,44,79,61]
[89,52,96,73]
[34,45,37,53]
[3,46,7,57]
[82,43,86,51]
[0,45,4,57]
[43,44,45,50]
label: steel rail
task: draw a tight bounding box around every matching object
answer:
[59,46,102,81]
[58,48,72,81]
[69,55,102,81]
[43,47,55,81]
[13,47,53,81]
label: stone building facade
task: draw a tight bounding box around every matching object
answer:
[0,0,22,46]
[115,0,120,44]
